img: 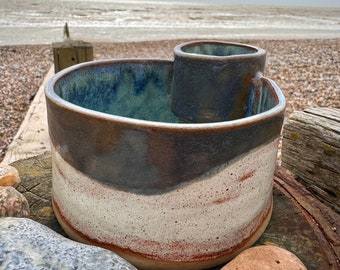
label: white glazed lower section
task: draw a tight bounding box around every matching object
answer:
[51,138,279,261]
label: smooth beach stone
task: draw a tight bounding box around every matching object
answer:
[221,245,307,270]
[0,186,29,217]
[0,217,137,270]
[0,165,21,188]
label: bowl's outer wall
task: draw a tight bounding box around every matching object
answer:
[46,97,283,195]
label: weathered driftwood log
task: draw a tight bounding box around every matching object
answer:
[282,107,340,213]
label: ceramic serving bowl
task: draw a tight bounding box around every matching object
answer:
[45,58,285,270]
[172,40,266,123]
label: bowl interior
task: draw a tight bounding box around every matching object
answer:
[54,61,181,123]
[54,60,280,123]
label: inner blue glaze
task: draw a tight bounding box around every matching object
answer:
[182,43,257,56]
[54,61,277,123]
[55,61,181,123]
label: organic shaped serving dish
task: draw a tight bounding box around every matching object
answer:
[45,56,285,269]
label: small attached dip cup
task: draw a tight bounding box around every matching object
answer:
[172,40,266,123]
[45,58,285,269]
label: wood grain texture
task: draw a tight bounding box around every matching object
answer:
[52,39,93,73]
[281,107,340,213]
[1,66,53,165]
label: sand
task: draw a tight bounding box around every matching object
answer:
[1,1,339,45]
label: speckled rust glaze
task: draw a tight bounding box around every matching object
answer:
[45,57,285,269]
[52,195,273,270]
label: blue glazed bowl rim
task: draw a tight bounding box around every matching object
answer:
[174,40,266,61]
[45,58,285,131]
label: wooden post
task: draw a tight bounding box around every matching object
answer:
[52,23,93,73]
[281,107,340,213]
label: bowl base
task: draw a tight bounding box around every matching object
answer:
[52,195,273,270]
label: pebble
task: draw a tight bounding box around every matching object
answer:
[0,164,21,187]
[0,186,30,217]
[0,217,138,270]
[221,245,307,270]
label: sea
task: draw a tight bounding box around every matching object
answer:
[0,0,339,45]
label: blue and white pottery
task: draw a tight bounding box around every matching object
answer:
[172,40,266,123]
[45,56,285,269]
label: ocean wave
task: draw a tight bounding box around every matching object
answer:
[0,0,339,44]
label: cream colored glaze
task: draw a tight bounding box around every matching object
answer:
[53,199,272,270]
[51,138,279,263]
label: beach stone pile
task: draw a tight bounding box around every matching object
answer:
[0,217,137,270]
[0,165,29,217]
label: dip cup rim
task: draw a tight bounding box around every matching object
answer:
[45,58,285,131]
[174,40,266,61]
